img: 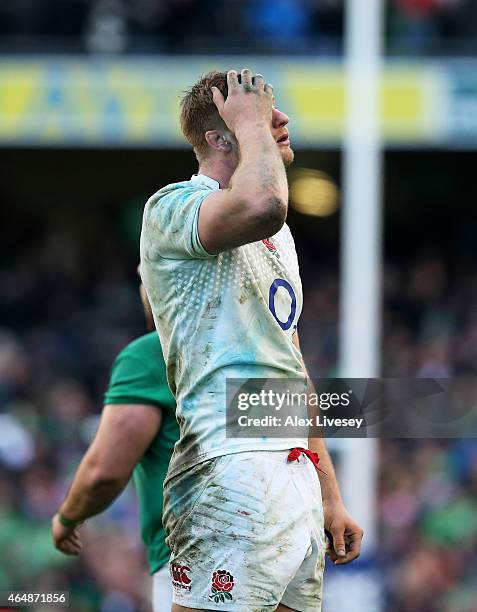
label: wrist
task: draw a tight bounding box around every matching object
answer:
[234,121,271,141]
[58,510,80,528]
[322,493,344,509]
[319,480,344,505]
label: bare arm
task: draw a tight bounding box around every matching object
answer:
[198,69,289,254]
[292,331,364,564]
[52,404,161,555]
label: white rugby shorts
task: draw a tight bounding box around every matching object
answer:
[163,449,326,611]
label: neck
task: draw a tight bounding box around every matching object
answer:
[198,156,236,189]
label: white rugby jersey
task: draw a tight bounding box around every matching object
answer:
[140,174,307,481]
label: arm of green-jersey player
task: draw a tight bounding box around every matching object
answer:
[52,403,161,556]
[292,331,364,565]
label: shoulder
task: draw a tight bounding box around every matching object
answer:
[142,179,219,259]
[145,180,210,211]
[106,333,174,409]
[112,332,167,383]
[119,331,163,362]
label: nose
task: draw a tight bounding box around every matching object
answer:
[272,107,289,129]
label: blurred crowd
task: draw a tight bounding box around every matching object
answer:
[378,439,477,612]
[1,0,477,55]
[0,208,476,610]
[0,0,343,55]
[387,0,477,54]
[299,254,477,378]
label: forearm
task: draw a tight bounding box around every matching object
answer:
[299,357,343,505]
[308,437,343,506]
[59,457,129,523]
[292,335,363,561]
[232,123,288,216]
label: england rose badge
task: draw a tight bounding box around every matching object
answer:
[209,569,234,603]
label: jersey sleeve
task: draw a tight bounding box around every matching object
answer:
[104,352,171,408]
[145,186,215,260]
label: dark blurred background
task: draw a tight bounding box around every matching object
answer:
[1,2,477,612]
[1,0,477,55]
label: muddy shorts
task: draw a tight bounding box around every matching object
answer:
[163,449,326,611]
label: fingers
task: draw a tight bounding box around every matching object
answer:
[52,517,84,556]
[70,530,82,545]
[241,68,253,89]
[329,524,346,559]
[230,69,268,92]
[333,539,346,559]
[216,68,273,130]
[253,74,265,89]
[211,86,225,114]
[57,534,82,556]
[227,70,239,90]
[326,525,364,565]
[334,531,363,565]
[264,83,274,98]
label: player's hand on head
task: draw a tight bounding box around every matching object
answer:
[211,68,274,134]
[51,513,83,556]
[324,504,363,565]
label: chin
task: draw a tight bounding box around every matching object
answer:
[281,146,294,167]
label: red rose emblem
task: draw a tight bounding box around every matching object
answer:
[262,238,280,259]
[209,569,234,602]
[212,570,234,593]
[262,238,276,251]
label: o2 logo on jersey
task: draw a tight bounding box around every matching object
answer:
[268,278,297,331]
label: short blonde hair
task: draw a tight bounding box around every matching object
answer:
[180,70,230,160]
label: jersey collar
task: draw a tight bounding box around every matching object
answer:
[190,174,220,190]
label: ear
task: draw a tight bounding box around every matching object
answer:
[205,130,233,153]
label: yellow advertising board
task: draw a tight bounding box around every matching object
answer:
[0,58,442,146]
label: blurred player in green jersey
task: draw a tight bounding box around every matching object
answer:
[52,281,179,612]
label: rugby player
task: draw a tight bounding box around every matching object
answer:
[51,282,178,611]
[140,69,363,611]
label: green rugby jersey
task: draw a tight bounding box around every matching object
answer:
[104,331,178,574]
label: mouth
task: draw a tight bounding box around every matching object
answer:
[276,133,290,146]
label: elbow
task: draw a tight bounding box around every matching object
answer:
[87,465,130,490]
[250,195,287,236]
